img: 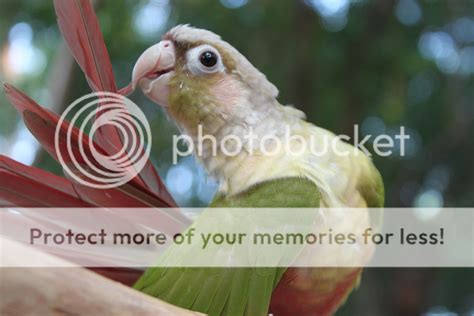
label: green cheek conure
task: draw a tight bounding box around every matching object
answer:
[131,25,384,316]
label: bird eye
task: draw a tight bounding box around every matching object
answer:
[200,51,218,68]
[187,45,224,75]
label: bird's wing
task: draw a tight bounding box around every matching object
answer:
[134,177,320,316]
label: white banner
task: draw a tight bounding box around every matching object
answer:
[0,207,472,267]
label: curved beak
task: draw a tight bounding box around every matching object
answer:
[132,40,176,107]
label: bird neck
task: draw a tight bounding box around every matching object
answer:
[189,103,307,196]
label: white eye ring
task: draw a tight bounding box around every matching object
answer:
[186,44,225,75]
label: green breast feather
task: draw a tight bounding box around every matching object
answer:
[134,177,321,316]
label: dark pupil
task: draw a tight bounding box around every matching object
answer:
[200,51,218,67]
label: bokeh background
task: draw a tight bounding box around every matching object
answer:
[0,0,473,315]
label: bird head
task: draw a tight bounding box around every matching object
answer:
[132,25,280,137]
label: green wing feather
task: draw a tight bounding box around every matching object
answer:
[357,162,385,232]
[134,177,321,316]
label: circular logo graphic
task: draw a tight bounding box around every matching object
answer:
[54,92,151,189]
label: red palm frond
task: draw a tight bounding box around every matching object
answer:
[3,83,189,223]
[54,0,116,92]
[53,0,175,203]
[0,156,90,207]
[2,1,189,284]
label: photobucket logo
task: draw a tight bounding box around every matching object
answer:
[172,124,410,164]
[54,92,151,189]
